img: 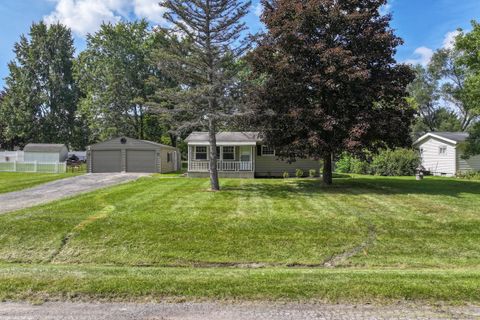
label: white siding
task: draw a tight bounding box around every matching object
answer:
[417,137,457,176]
[457,152,480,172]
[24,152,61,162]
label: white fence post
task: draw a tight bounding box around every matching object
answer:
[13,160,16,172]
[34,161,37,173]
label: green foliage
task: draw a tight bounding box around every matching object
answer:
[337,149,420,176]
[335,154,355,174]
[282,171,289,179]
[460,122,480,159]
[456,170,480,180]
[336,153,370,175]
[295,169,303,178]
[75,20,173,143]
[308,169,316,178]
[0,22,79,149]
[370,149,421,176]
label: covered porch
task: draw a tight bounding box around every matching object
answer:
[187,144,255,175]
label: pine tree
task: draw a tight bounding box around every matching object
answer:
[0,22,78,148]
[247,0,414,185]
[158,0,251,191]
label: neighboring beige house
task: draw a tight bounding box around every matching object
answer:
[87,137,181,173]
[185,132,320,178]
[413,132,480,176]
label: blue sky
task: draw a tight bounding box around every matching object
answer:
[0,0,479,88]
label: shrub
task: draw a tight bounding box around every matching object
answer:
[335,153,354,173]
[283,171,289,179]
[309,169,317,178]
[350,158,371,174]
[370,148,421,176]
[295,169,304,178]
[456,171,480,180]
[335,153,370,174]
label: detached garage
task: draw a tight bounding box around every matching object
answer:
[87,137,180,173]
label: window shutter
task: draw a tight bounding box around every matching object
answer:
[257,145,262,156]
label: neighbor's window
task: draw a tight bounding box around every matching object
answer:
[261,145,275,156]
[195,146,207,160]
[167,152,171,163]
[222,146,235,160]
[439,146,447,155]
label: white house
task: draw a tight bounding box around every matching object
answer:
[23,143,68,163]
[413,132,480,176]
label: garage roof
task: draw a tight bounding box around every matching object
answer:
[88,137,178,150]
[24,143,66,152]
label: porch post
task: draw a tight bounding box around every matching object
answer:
[252,145,255,172]
[188,145,191,171]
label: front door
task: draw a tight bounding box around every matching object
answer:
[239,146,252,171]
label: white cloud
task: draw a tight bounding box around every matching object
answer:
[44,0,128,36]
[44,0,167,37]
[405,46,434,66]
[254,2,263,17]
[442,30,460,50]
[134,0,167,24]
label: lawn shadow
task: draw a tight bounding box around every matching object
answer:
[222,176,480,198]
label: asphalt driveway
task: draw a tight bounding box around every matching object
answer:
[0,173,148,214]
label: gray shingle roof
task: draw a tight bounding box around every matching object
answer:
[23,143,67,152]
[185,132,261,143]
[431,132,469,143]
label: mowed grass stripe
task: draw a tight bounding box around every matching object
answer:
[0,264,479,302]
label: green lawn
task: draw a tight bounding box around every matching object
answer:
[0,172,80,194]
[0,175,479,303]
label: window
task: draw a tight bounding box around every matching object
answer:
[222,146,235,160]
[195,146,207,160]
[261,145,275,156]
[167,152,171,163]
[439,146,447,155]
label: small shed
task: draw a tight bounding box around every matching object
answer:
[87,137,181,173]
[413,132,480,176]
[23,144,68,163]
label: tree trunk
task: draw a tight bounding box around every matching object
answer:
[208,117,220,191]
[169,133,177,147]
[322,153,333,185]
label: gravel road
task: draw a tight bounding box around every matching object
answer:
[0,301,478,320]
[0,173,148,214]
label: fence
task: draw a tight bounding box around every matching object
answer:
[0,151,24,162]
[0,161,66,173]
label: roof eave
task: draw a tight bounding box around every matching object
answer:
[413,133,459,146]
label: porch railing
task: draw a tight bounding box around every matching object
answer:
[189,160,253,172]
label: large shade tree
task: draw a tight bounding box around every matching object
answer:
[247,0,415,184]
[0,22,78,149]
[158,0,251,191]
[75,20,172,143]
[408,65,462,137]
[455,20,480,158]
